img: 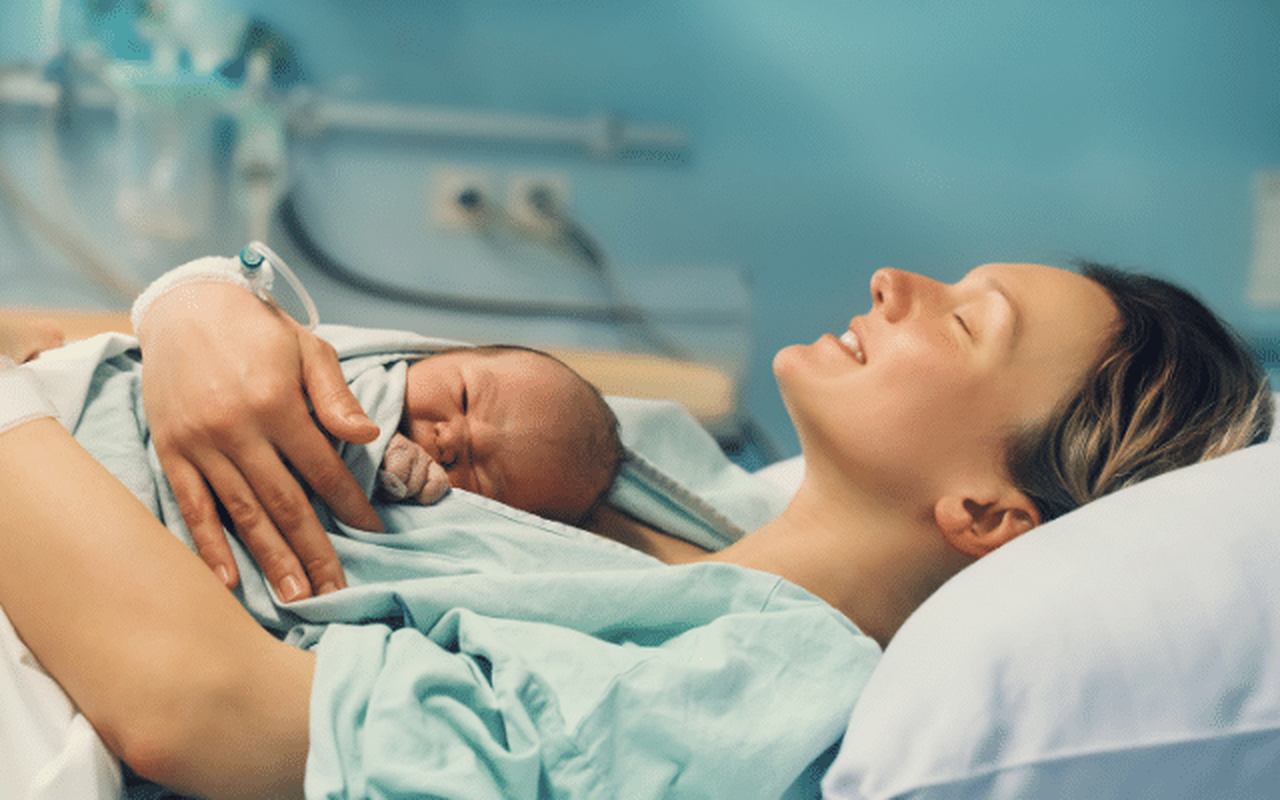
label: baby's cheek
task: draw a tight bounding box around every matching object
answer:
[446,468,477,494]
[402,416,436,453]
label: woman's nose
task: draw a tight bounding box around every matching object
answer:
[870,267,946,323]
[870,268,912,323]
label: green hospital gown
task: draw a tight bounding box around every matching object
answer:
[25,326,881,799]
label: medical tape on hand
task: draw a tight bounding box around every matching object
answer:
[129,256,256,335]
[129,248,320,335]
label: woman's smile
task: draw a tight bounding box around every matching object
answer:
[840,322,866,363]
[819,332,863,365]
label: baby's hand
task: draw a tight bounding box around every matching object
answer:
[377,432,451,505]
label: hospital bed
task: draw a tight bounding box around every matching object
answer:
[4,308,1279,799]
[0,306,739,429]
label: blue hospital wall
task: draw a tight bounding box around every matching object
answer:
[1,1,1278,456]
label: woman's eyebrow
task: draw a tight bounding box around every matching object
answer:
[986,277,1021,343]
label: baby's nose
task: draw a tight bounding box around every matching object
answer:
[433,419,461,466]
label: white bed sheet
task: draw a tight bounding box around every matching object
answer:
[0,606,122,799]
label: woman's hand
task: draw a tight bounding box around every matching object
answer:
[0,316,65,363]
[137,282,384,600]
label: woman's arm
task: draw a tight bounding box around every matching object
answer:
[0,417,312,799]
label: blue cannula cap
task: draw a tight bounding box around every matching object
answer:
[239,245,265,270]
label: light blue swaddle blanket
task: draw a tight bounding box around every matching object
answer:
[25,326,881,800]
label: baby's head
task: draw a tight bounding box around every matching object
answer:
[401,345,623,524]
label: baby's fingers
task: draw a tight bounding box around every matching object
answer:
[416,459,451,505]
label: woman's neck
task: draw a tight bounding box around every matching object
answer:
[706,472,970,648]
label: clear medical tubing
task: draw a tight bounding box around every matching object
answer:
[239,240,320,331]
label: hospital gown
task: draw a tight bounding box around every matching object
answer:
[23,327,882,800]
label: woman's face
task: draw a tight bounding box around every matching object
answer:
[774,263,1118,507]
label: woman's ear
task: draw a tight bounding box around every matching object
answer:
[932,491,1041,558]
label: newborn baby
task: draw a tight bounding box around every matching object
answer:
[378,345,623,525]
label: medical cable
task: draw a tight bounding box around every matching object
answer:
[518,184,695,361]
[276,192,741,325]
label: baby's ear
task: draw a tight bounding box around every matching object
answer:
[933,490,1040,558]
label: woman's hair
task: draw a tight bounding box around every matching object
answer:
[1006,262,1274,522]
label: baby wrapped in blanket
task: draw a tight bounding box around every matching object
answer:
[376,344,622,526]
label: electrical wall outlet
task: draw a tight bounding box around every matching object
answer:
[1249,170,1280,307]
[430,167,494,231]
[507,172,571,235]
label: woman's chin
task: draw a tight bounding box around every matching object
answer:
[772,349,807,415]
[772,343,807,379]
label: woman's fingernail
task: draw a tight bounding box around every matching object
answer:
[318,581,338,595]
[215,565,232,586]
[280,575,303,601]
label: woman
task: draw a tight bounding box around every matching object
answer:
[0,260,1270,798]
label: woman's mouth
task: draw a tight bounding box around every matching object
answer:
[837,329,866,364]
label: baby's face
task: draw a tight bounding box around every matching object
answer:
[401,349,599,521]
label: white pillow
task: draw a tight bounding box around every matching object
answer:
[823,438,1280,799]
[754,455,804,496]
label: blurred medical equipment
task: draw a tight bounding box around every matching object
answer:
[0,4,686,243]
[0,1,778,461]
[0,2,695,323]
[0,138,141,303]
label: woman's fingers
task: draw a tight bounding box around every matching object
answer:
[0,316,65,363]
[295,328,384,532]
[19,319,64,362]
[279,418,384,533]
[162,453,240,589]
[225,440,349,598]
[299,330,379,445]
[165,429,351,599]
[197,448,326,602]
